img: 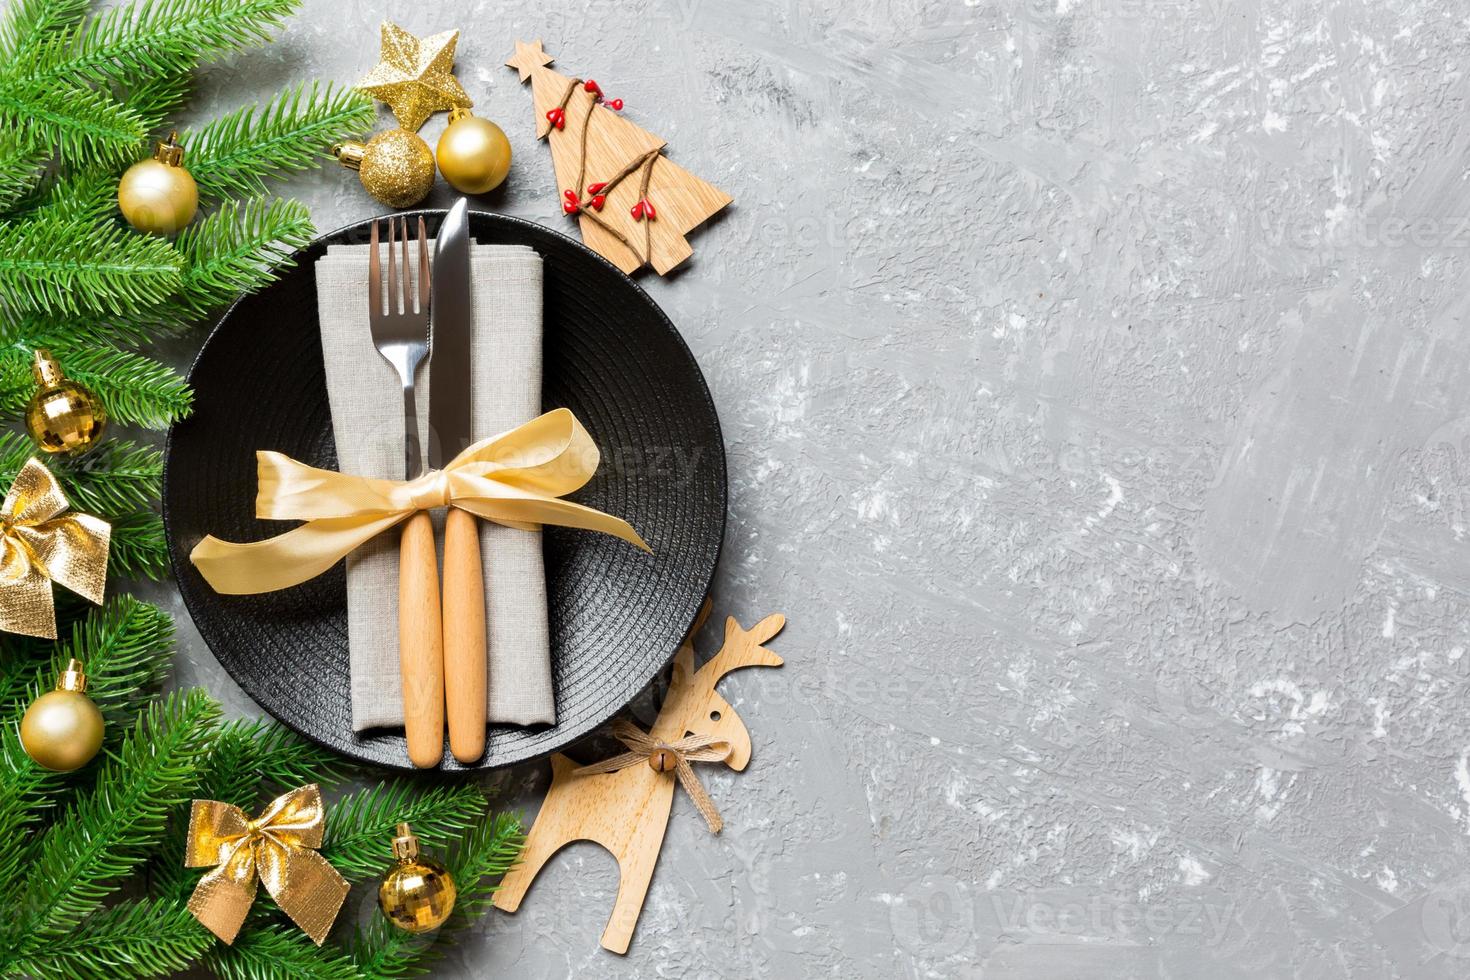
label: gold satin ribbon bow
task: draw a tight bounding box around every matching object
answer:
[573,719,732,833]
[184,783,349,946]
[188,408,648,594]
[0,457,109,638]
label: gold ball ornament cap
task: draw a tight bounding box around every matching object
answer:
[436,108,512,195]
[26,349,107,456]
[20,659,105,772]
[118,131,198,235]
[378,822,457,932]
[335,129,436,209]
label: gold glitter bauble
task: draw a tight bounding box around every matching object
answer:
[20,659,104,772]
[436,107,512,195]
[355,21,472,132]
[378,823,457,933]
[334,129,436,209]
[117,131,197,234]
[26,349,107,456]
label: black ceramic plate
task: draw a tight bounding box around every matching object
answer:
[164,210,725,770]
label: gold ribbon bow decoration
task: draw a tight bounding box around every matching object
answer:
[184,783,349,945]
[0,457,109,638]
[189,408,648,594]
[573,719,732,833]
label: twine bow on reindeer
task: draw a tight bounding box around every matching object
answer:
[574,719,732,833]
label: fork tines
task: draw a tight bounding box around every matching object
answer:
[368,215,431,317]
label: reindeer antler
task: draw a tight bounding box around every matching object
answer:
[696,615,785,685]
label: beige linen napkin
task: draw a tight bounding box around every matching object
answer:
[315,242,554,731]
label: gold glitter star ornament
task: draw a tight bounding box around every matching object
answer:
[355,22,472,132]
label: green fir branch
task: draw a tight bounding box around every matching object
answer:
[0,0,90,62]
[13,897,213,980]
[107,509,170,581]
[323,783,489,883]
[0,77,146,165]
[174,197,313,316]
[204,923,361,980]
[186,82,374,200]
[4,689,219,964]
[0,132,49,212]
[0,216,182,317]
[15,0,299,91]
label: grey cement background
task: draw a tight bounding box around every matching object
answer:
[132,0,1470,975]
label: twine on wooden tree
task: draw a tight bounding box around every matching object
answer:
[572,719,732,833]
[548,76,660,269]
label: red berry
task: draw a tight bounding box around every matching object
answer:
[562,189,580,214]
[545,108,566,130]
[587,181,607,195]
[607,98,624,111]
[591,194,606,211]
[630,201,644,220]
[584,79,602,96]
[642,199,656,219]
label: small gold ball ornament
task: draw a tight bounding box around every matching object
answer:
[435,108,512,195]
[334,129,436,208]
[117,131,198,234]
[378,823,457,932]
[20,659,105,772]
[26,349,107,456]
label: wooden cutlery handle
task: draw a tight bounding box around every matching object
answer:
[443,507,487,763]
[399,510,444,768]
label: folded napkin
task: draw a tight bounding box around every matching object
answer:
[315,242,553,731]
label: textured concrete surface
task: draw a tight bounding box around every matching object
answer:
[143,0,1470,976]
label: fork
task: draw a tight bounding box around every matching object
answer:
[369,216,443,769]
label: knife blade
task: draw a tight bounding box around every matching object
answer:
[431,197,488,764]
[429,197,472,468]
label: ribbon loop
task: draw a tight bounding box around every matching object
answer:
[191,408,648,596]
[0,458,109,638]
[572,719,732,833]
[184,784,347,946]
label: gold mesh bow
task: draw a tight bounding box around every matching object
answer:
[184,783,348,945]
[0,457,109,638]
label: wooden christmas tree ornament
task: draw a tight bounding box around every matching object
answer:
[505,39,733,275]
[493,608,785,953]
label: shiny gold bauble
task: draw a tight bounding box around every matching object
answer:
[117,131,198,234]
[20,659,104,772]
[26,349,107,455]
[378,823,457,932]
[435,108,512,195]
[334,129,436,208]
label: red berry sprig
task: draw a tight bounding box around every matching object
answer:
[562,189,580,214]
[630,199,656,221]
[546,107,566,130]
[583,79,625,111]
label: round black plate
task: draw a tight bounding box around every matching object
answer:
[164,210,725,770]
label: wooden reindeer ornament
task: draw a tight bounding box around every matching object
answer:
[506,39,733,275]
[492,609,785,954]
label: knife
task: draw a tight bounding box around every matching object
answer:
[430,198,486,763]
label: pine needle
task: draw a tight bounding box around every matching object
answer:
[204,923,362,980]
[0,344,193,427]
[13,898,213,980]
[107,509,171,581]
[14,0,300,91]
[174,197,314,316]
[0,216,182,317]
[0,77,146,165]
[186,81,374,201]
